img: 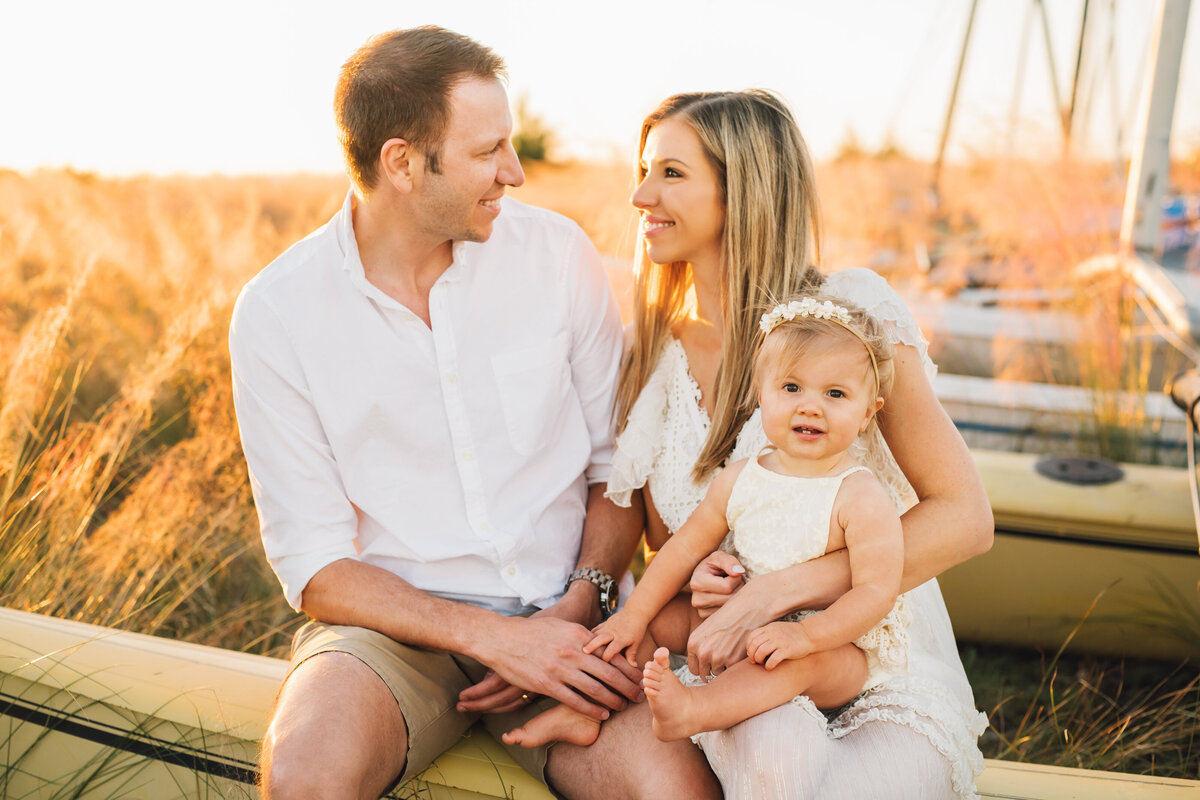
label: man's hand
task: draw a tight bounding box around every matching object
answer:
[689,550,746,619]
[747,621,815,670]
[457,591,642,719]
[583,610,647,668]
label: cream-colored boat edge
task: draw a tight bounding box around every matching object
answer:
[2,605,1198,798]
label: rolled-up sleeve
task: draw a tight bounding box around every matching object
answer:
[562,227,623,485]
[229,287,359,610]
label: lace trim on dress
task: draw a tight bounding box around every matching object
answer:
[605,345,674,508]
[681,666,986,798]
[607,339,720,533]
[854,593,913,674]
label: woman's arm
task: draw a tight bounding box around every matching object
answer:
[688,344,993,674]
[883,343,995,580]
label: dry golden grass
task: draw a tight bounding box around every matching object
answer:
[0,158,1197,778]
[0,169,347,655]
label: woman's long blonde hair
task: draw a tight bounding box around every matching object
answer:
[613,90,825,481]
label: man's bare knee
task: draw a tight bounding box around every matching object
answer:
[262,652,408,800]
[262,740,361,800]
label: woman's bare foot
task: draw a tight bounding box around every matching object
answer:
[501,704,602,749]
[643,647,701,741]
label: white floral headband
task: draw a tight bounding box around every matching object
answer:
[759,297,883,399]
[758,297,851,335]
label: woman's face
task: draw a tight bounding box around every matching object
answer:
[631,116,725,269]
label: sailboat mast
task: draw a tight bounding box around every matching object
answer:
[1120,0,1192,256]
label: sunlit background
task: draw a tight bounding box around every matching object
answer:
[3,0,1199,175]
[2,4,1200,788]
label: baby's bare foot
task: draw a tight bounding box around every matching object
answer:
[643,647,700,741]
[501,704,601,749]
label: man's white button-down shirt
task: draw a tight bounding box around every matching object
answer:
[230,193,622,613]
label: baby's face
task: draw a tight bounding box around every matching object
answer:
[757,337,882,472]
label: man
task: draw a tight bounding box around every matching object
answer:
[229,26,720,800]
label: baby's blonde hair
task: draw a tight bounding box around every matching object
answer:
[753,293,895,427]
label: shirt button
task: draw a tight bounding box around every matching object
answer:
[447,373,457,383]
[463,449,474,460]
[506,566,516,576]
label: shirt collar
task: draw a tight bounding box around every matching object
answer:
[335,190,472,303]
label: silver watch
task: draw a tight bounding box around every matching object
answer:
[565,568,618,620]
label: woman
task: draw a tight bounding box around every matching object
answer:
[604,90,993,798]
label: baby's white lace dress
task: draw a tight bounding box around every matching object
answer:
[606,269,987,800]
[727,457,911,691]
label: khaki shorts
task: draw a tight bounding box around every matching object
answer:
[288,620,554,787]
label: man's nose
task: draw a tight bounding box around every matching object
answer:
[499,140,525,188]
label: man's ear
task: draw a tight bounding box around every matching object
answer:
[379,137,418,193]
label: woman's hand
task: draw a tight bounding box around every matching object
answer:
[689,550,746,619]
[687,568,789,677]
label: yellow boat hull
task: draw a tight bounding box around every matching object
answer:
[2,607,1197,798]
[940,450,1200,659]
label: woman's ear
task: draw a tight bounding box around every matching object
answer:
[379,138,417,193]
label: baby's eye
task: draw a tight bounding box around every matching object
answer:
[783,383,800,393]
[827,389,845,398]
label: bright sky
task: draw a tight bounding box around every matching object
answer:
[3,0,1198,176]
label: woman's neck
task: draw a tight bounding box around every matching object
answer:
[689,256,723,332]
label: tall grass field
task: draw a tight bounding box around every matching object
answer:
[0,157,1197,779]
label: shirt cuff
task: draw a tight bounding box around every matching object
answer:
[270,543,360,611]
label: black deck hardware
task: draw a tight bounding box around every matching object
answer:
[1034,455,1124,485]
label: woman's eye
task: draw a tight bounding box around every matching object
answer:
[783,383,799,393]
[664,167,682,178]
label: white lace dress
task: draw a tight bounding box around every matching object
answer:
[606,269,987,800]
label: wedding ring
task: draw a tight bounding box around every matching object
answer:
[521,693,532,704]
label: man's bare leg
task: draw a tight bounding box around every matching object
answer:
[261,652,409,800]
[546,700,721,800]
[643,643,868,742]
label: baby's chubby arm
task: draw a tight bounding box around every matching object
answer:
[586,460,746,665]
[748,471,902,668]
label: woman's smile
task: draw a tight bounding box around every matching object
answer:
[641,216,676,236]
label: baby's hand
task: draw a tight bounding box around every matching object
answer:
[584,611,646,668]
[746,621,815,670]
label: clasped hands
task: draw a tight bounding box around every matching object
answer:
[455,590,643,721]
[457,551,795,719]
[586,550,812,675]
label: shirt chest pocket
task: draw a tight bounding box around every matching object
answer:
[491,332,571,455]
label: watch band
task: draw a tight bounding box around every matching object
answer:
[565,567,618,619]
